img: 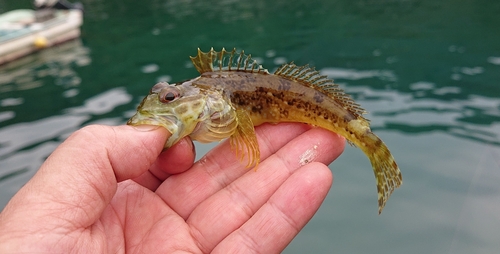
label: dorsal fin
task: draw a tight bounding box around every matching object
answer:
[274,63,368,120]
[190,48,269,74]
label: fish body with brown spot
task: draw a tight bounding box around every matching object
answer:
[128,48,402,214]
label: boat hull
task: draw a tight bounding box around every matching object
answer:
[0,9,83,65]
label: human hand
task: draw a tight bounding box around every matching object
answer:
[0,123,344,253]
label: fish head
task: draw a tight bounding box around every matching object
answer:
[127,81,207,147]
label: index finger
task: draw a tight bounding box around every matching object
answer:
[156,123,314,217]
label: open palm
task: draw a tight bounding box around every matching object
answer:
[0,123,344,253]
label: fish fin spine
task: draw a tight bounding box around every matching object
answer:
[190,48,269,75]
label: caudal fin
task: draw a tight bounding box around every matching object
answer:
[362,132,403,214]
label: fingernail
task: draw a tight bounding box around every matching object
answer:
[190,139,196,156]
[133,124,160,132]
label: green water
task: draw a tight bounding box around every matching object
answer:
[1,0,500,253]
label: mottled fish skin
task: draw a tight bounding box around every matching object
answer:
[127,48,402,214]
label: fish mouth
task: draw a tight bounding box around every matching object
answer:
[127,111,179,137]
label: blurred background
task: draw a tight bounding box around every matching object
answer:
[1,0,499,253]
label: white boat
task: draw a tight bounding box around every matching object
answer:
[0,6,83,65]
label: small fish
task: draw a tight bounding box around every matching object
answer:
[128,48,402,213]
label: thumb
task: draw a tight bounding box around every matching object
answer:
[0,125,169,231]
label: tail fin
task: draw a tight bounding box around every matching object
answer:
[362,132,403,214]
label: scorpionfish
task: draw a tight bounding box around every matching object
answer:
[127,48,402,213]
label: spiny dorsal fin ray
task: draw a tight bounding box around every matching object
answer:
[274,63,368,120]
[190,48,216,74]
[190,48,269,74]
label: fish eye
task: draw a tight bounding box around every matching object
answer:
[160,89,180,103]
[164,92,176,101]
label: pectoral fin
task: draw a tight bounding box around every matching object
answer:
[229,109,260,168]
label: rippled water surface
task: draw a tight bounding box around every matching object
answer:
[1,0,499,253]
